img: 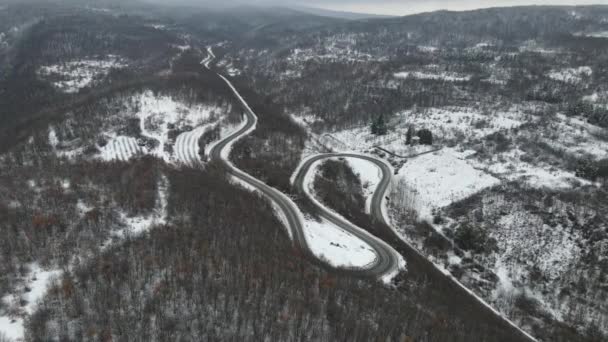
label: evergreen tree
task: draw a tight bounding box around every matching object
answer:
[376,114,387,136]
[406,126,415,145]
[417,129,433,145]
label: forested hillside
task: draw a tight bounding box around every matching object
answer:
[0,1,606,341]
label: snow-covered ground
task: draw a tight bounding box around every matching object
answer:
[583,91,608,108]
[398,107,523,142]
[434,182,608,334]
[471,148,585,188]
[99,136,141,162]
[547,66,592,84]
[328,106,526,155]
[417,45,438,53]
[216,59,242,77]
[394,148,500,219]
[173,124,214,166]
[538,114,608,160]
[303,216,378,268]
[106,175,169,247]
[519,40,561,54]
[344,157,382,214]
[287,46,380,64]
[0,173,170,341]
[0,265,62,341]
[148,24,166,30]
[135,91,215,162]
[576,31,608,38]
[47,90,230,165]
[394,71,471,82]
[38,56,127,93]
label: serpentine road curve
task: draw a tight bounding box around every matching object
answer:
[208,70,402,281]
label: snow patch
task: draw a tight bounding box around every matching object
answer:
[397,148,500,219]
[344,157,382,214]
[99,136,142,162]
[173,124,214,166]
[38,56,127,93]
[134,91,215,162]
[106,175,169,246]
[471,148,590,189]
[576,31,608,38]
[394,71,471,82]
[547,66,592,84]
[417,45,438,53]
[303,217,378,269]
[0,264,62,341]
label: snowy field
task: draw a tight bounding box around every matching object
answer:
[99,136,141,162]
[394,148,500,219]
[287,46,379,63]
[394,71,471,82]
[90,91,222,164]
[417,45,438,53]
[45,89,236,168]
[303,217,378,269]
[538,114,608,160]
[583,91,608,108]
[518,40,561,54]
[398,107,523,142]
[135,91,216,162]
[576,31,608,38]
[470,148,585,188]
[38,56,127,93]
[326,106,526,155]
[173,124,213,166]
[547,66,592,84]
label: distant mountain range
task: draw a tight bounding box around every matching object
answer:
[289,5,395,20]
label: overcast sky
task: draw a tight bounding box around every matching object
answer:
[308,0,603,15]
[165,0,604,15]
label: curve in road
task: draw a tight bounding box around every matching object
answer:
[292,153,402,279]
[294,153,537,342]
[205,50,402,281]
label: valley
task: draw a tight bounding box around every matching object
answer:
[0,1,606,341]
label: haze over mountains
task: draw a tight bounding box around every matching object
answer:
[141,0,604,15]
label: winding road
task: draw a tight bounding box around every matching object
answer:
[292,153,401,276]
[294,153,537,342]
[203,48,537,341]
[208,72,401,280]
